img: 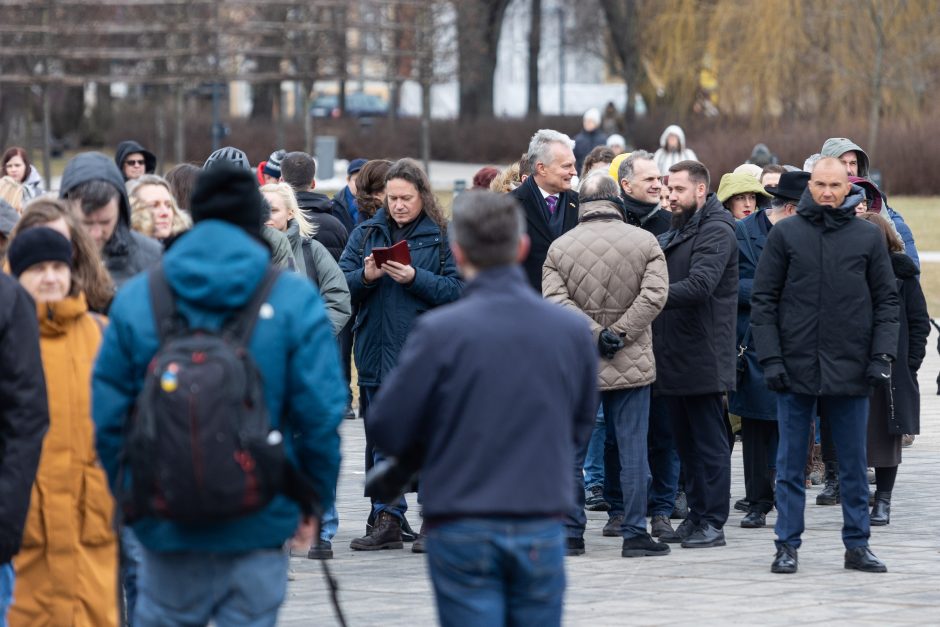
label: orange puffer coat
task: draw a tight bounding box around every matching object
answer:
[10,293,118,627]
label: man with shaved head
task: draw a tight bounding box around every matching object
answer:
[751,157,899,574]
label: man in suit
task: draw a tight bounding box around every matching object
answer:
[367,190,597,625]
[510,129,580,292]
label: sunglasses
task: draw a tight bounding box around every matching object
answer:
[125,159,146,166]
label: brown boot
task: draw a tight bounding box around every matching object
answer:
[350,511,404,551]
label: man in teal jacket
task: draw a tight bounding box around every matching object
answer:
[92,163,345,626]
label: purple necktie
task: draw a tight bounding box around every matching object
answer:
[546,195,558,215]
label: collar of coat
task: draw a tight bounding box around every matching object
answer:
[578,199,626,224]
[622,193,661,226]
[795,185,865,231]
[659,193,732,250]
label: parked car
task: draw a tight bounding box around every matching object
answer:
[309,92,389,118]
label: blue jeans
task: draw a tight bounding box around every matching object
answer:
[775,393,870,550]
[646,395,680,517]
[0,562,13,627]
[426,518,565,627]
[135,548,288,627]
[599,386,651,538]
[583,406,606,489]
[565,426,591,538]
[121,526,143,625]
[320,504,338,542]
[361,385,409,519]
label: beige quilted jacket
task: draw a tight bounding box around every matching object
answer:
[542,200,669,390]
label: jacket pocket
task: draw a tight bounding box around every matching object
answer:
[20,483,45,548]
[80,466,117,546]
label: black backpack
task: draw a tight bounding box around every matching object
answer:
[120,265,287,524]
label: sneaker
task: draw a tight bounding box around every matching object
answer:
[307,539,334,560]
[566,536,585,556]
[674,517,697,541]
[740,511,766,528]
[622,533,671,557]
[350,512,403,551]
[585,484,610,512]
[651,515,679,542]
[602,515,624,537]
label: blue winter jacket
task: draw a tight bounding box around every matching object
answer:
[339,209,463,387]
[729,213,776,420]
[92,220,345,553]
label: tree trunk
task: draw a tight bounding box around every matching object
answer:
[598,0,639,124]
[456,0,512,120]
[526,0,541,118]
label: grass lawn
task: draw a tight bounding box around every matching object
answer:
[889,197,940,314]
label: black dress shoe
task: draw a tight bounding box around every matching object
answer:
[566,536,585,556]
[741,511,766,528]
[845,546,887,572]
[673,518,697,542]
[621,533,671,558]
[680,523,726,548]
[734,498,751,512]
[771,544,798,573]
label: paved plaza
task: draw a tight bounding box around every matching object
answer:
[281,332,940,626]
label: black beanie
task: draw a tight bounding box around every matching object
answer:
[8,227,74,278]
[189,161,264,238]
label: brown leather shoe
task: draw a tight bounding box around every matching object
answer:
[350,511,404,551]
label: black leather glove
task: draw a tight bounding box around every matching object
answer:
[598,328,624,360]
[763,360,791,392]
[866,355,893,388]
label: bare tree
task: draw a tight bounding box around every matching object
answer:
[455,0,512,119]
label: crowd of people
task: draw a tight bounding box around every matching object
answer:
[0,118,930,626]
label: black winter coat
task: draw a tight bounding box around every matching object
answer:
[751,188,900,397]
[296,190,350,262]
[510,176,579,292]
[871,253,929,435]
[0,275,49,563]
[623,194,672,236]
[652,194,738,395]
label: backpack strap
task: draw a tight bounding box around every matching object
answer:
[148,265,182,343]
[301,239,320,288]
[227,266,281,347]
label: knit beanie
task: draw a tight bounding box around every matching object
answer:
[8,227,73,277]
[262,149,286,179]
[190,162,264,239]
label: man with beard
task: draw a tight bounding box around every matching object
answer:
[652,160,738,549]
[751,158,898,574]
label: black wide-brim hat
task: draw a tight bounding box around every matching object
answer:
[764,170,811,202]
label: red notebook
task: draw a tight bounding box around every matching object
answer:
[372,240,411,267]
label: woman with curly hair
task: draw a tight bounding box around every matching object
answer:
[128,174,192,243]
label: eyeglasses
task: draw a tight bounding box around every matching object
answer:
[125,159,145,166]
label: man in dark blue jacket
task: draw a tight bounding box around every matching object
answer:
[367,191,597,626]
[92,164,345,625]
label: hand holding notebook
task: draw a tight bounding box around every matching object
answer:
[372,240,411,268]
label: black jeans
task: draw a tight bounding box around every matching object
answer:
[663,393,731,529]
[741,417,778,514]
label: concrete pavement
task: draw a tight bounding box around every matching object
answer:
[280,332,940,626]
